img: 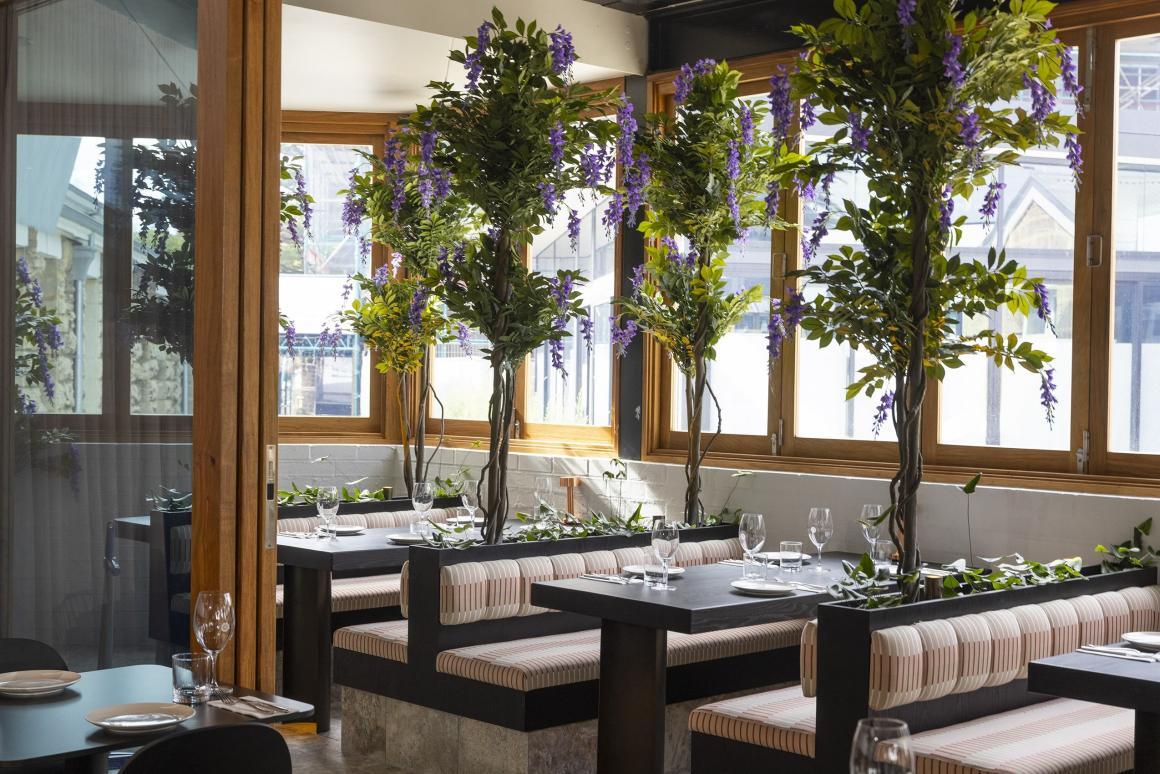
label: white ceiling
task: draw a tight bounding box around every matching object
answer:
[281,0,643,113]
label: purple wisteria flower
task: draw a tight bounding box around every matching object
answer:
[602,191,624,235]
[296,168,312,234]
[673,58,715,105]
[549,274,573,315]
[548,336,566,374]
[567,210,581,253]
[784,288,807,329]
[739,102,754,147]
[957,109,980,150]
[539,181,558,214]
[548,25,576,76]
[800,98,817,132]
[897,0,917,30]
[383,134,407,212]
[420,129,438,168]
[1023,71,1055,124]
[766,308,786,360]
[464,22,492,93]
[796,175,816,202]
[1033,281,1057,335]
[943,33,966,90]
[456,323,473,356]
[615,93,637,167]
[16,256,31,285]
[342,276,355,302]
[849,112,870,155]
[431,168,452,203]
[372,264,391,288]
[725,140,741,181]
[317,324,344,357]
[283,321,297,356]
[1066,133,1083,189]
[980,180,1006,224]
[341,168,366,235]
[408,287,430,330]
[579,316,594,350]
[286,217,301,250]
[624,152,651,226]
[453,241,467,264]
[872,391,895,438]
[1061,45,1083,111]
[1040,367,1058,427]
[768,68,793,145]
[579,143,609,188]
[939,185,955,231]
[437,247,455,284]
[630,264,645,297]
[801,210,829,264]
[610,317,638,356]
[765,182,781,221]
[549,122,566,169]
[18,392,37,415]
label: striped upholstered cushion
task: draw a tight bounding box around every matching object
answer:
[436,540,745,626]
[362,507,453,528]
[688,687,816,757]
[1120,584,1160,630]
[435,619,806,691]
[333,619,409,663]
[275,573,401,618]
[799,619,818,697]
[910,698,1133,773]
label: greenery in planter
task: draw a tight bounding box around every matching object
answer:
[768,0,1083,600]
[1096,518,1157,572]
[608,60,790,525]
[337,137,475,498]
[410,8,620,542]
[276,481,392,506]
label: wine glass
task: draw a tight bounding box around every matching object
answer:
[194,591,235,699]
[461,480,479,525]
[808,507,833,572]
[850,718,914,774]
[534,476,555,521]
[316,486,339,540]
[860,504,884,548]
[412,481,434,521]
[738,513,766,580]
[650,521,680,591]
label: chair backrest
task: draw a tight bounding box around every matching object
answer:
[0,638,67,672]
[122,723,291,774]
[147,509,192,646]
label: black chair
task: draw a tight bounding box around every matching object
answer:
[122,724,291,774]
[0,638,67,672]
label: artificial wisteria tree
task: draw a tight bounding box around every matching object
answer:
[338,138,473,497]
[768,0,1082,598]
[609,61,788,525]
[411,9,619,542]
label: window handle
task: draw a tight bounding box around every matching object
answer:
[1085,234,1103,268]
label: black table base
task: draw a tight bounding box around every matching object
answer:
[597,621,667,774]
[282,564,333,733]
[1138,710,1160,773]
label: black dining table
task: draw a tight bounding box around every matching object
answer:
[1028,649,1160,773]
[0,664,312,772]
[278,527,414,732]
[530,552,857,774]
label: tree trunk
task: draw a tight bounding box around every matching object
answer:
[414,351,430,486]
[397,373,414,498]
[683,248,714,527]
[480,229,516,544]
[889,194,932,602]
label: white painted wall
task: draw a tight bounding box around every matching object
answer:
[278,443,1160,568]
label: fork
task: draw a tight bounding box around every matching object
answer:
[214,689,238,704]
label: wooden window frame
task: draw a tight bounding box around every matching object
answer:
[641,2,1160,495]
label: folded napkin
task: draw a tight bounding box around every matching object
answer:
[208,696,291,719]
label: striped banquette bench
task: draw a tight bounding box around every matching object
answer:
[333,527,810,773]
[689,567,1160,774]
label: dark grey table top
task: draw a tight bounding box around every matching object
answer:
[1028,649,1160,714]
[114,515,150,543]
[531,552,859,634]
[0,664,312,767]
[276,528,416,572]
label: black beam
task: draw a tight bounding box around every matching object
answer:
[0,1,16,636]
[616,75,648,460]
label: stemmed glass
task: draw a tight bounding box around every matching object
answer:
[412,481,434,519]
[194,591,235,699]
[316,486,339,540]
[850,718,915,774]
[808,507,833,572]
[738,513,766,580]
[650,521,680,591]
[461,480,479,527]
[534,476,555,522]
[860,504,884,549]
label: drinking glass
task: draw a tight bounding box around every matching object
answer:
[316,485,339,539]
[412,481,434,521]
[650,521,680,591]
[171,652,211,705]
[738,513,767,580]
[534,476,555,521]
[808,507,834,572]
[860,504,884,548]
[194,591,235,698]
[461,480,479,523]
[780,540,803,573]
[872,538,896,571]
[850,718,915,774]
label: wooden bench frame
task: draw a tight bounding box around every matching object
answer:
[690,564,1159,773]
[333,525,803,731]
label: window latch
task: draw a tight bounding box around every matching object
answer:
[1076,429,1090,474]
[1085,235,1103,268]
[771,419,784,456]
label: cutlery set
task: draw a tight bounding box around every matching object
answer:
[579,573,642,585]
[1078,644,1160,662]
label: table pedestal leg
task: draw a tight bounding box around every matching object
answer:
[63,752,107,773]
[596,620,667,774]
[282,564,331,733]
[1137,710,1160,773]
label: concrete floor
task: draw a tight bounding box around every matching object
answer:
[278,718,385,774]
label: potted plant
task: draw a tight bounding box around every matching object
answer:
[608,60,788,525]
[767,0,1082,599]
[338,135,474,497]
[410,8,619,542]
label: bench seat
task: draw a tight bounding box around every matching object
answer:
[274,573,402,618]
[334,617,806,691]
[689,685,816,757]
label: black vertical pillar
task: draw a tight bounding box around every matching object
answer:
[616,74,647,461]
[0,1,17,635]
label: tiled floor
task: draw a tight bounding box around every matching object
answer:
[279,718,384,774]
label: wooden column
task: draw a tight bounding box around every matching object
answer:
[192,0,281,691]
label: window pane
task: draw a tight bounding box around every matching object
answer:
[278,142,371,418]
[1110,33,1160,454]
[937,57,1078,450]
[528,190,614,426]
[430,330,491,421]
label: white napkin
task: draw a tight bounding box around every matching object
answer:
[208,696,289,719]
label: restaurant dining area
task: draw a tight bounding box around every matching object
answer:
[4,0,1160,771]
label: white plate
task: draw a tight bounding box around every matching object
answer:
[388,533,426,545]
[730,580,797,597]
[622,564,685,577]
[86,702,195,735]
[0,670,82,698]
[321,524,364,536]
[756,551,811,565]
[1122,632,1160,652]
